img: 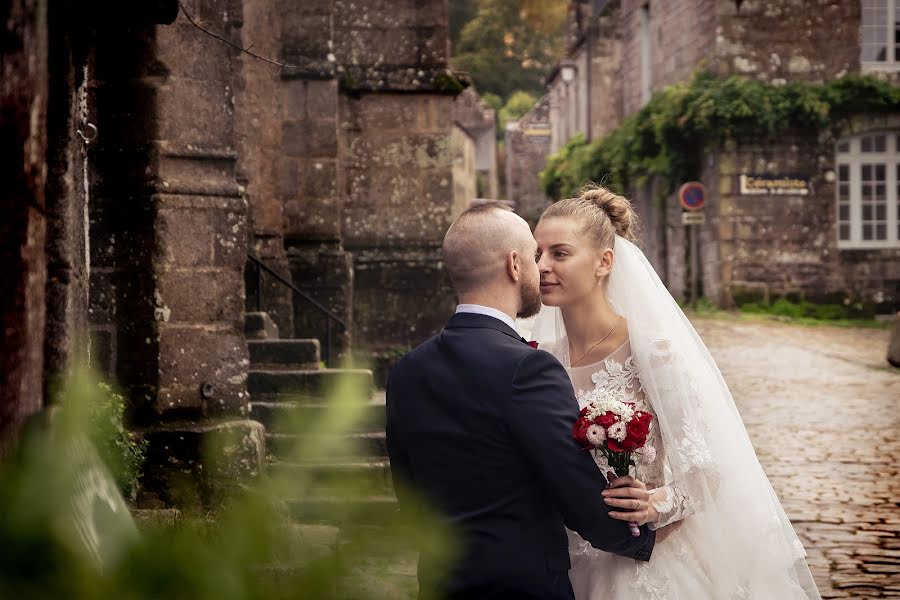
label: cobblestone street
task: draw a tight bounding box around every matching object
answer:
[693,316,900,598]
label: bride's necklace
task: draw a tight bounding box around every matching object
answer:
[570,316,624,367]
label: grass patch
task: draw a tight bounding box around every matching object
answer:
[683,297,891,329]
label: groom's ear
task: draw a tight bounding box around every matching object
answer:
[507,251,521,282]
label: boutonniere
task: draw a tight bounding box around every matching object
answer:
[527,340,539,349]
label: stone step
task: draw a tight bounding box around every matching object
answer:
[248,339,321,370]
[285,496,399,525]
[245,311,279,340]
[266,431,387,459]
[269,460,393,494]
[248,368,374,399]
[250,399,386,434]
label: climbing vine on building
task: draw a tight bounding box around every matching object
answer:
[540,72,900,200]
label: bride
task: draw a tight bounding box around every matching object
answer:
[527,185,821,599]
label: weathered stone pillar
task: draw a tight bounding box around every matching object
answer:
[235,0,294,336]
[0,0,49,456]
[88,0,262,505]
[278,0,353,357]
[333,1,468,357]
[43,0,90,393]
[505,97,552,227]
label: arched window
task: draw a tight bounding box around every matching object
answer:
[835,132,900,248]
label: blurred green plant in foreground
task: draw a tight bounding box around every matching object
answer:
[0,366,455,599]
[87,382,148,500]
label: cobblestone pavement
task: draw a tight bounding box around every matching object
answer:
[693,316,900,598]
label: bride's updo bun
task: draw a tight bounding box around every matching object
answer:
[539,183,638,247]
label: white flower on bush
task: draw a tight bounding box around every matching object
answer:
[586,424,607,446]
[608,422,627,442]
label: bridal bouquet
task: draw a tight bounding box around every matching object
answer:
[572,389,655,536]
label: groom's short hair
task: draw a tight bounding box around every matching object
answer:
[442,202,527,295]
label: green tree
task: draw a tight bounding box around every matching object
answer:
[450,0,478,48]
[481,92,503,112]
[451,0,566,102]
[498,90,537,132]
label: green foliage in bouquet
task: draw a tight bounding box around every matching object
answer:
[87,382,148,500]
[0,366,456,600]
[540,72,900,200]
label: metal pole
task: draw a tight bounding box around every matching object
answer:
[690,223,699,310]
[326,319,333,367]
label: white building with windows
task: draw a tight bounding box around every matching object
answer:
[535,0,899,313]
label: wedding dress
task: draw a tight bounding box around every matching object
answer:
[526,236,821,600]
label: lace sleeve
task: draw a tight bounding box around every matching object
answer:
[643,339,720,531]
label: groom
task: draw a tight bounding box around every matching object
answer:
[386,202,656,599]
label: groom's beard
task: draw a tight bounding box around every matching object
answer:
[517,279,542,319]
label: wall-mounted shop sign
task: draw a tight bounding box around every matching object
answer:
[524,126,551,138]
[739,174,810,196]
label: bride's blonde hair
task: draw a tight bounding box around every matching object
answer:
[539,184,638,248]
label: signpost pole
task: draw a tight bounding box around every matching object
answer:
[678,181,706,311]
[690,223,699,310]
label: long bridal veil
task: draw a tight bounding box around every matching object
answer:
[528,235,821,599]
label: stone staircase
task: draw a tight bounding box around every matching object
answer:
[244,312,396,524]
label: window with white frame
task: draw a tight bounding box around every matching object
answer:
[861,0,900,70]
[835,132,900,248]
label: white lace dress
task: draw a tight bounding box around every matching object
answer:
[566,339,718,600]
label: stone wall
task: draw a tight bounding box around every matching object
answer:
[341,91,463,351]
[620,0,716,116]
[235,0,293,335]
[0,0,48,456]
[88,2,249,424]
[711,0,859,81]
[271,0,470,356]
[83,1,263,505]
[452,125,478,210]
[709,119,900,311]
[43,1,90,392]
[544,0,900,310]
[506,96,553,227]
[453,88,498,199]
[586,6,624,141]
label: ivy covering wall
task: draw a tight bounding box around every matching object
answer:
[540,72,900,200]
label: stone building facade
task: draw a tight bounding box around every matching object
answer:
[453,87,500,200]
[1,0,473,496]
[505,96,553,226]
[532,0,900,312]
[235,0,474,360]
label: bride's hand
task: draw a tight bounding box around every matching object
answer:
[602,475,659,526]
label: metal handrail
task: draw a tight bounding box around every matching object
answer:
[246,253,346,365]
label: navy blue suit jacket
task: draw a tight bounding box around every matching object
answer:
[386,312,655,599]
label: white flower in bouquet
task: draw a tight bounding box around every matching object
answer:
[585,424,606,446]
[608,421,627,442]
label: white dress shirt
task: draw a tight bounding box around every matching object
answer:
[455,304,520,336]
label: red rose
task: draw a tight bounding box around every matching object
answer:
[626,414,650,443]
[572,418,592,447]
[607,438,630,453]
[596,412,617,428]
[527,340,539,349]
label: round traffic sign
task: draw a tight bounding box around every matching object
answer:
[679,182,705,211]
